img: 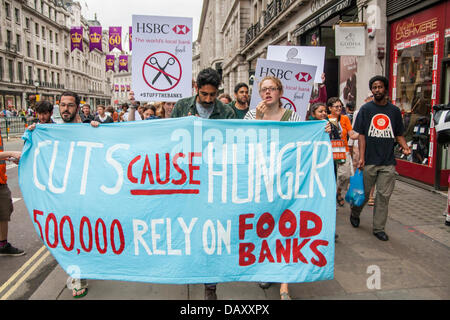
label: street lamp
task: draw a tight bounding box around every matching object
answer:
[34,80,39,98]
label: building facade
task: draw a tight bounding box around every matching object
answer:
[195,0,450,188]
[0,0,111,112]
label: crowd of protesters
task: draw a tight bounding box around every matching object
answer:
[0,66,412,301]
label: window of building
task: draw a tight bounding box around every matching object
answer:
[49,30,53,42]
[36,45,40,60]
[55,32,59,45]
[41,0,44,14]
[42,47,46,62]
[25,17,30,30]
[0,58,3,80]
[16,34,21,52]
[6,30,12,46]
[56,52,59,65]
[18,62,23,82]
[28,66,32,82]
[8,59,14,82]
[35,23,39,36]
[27,41,31,57]
[5,2,11,20]
[37,68,41,82]
[50,50,53,64]
[15,8,20,24]
[41,26,45,39]
[43,70,47,83]
[445,30,450,58]
[394,41,436,165]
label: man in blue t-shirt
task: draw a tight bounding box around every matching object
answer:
[351,76,411,241]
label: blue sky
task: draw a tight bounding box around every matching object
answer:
[81,0,203,45]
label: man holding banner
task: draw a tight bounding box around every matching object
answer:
[171,68,235,120]
[171,67,234,300]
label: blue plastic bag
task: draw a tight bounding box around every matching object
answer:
[345,169,365,207]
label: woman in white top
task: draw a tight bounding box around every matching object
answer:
[244,76,298,300]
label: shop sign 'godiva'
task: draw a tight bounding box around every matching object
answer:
[395,18,438,41]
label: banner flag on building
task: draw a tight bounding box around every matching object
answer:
[109,26,122,52]
[106,55,115,72]
[119,55,129,72]
[70,27,83,52]
[121,85,125,91]
[126,84,131,91]
[129,26,132,51]
[19,118,336,284]
[114,84,119,92]
[89,26,103,52]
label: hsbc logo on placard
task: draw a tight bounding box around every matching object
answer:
[173,25,190,35]
[295,72,312,82]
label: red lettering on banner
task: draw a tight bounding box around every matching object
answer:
[238,210,329,267]
[127,152,202,195]
[256,212,275,238]
[258,240,275,263]
[299,211,322,238]
[172,153,187,185]
[310,240,328,267]
[239,242,256,266]
[33,209,125,255]
[239,213,254,240]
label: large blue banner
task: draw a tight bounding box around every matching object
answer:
[19,117,336,284]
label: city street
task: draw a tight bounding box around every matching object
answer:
[1,136,449,301]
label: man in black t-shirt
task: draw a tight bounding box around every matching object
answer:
[350,76,411,241]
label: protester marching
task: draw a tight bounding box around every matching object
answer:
[1,1,448,307]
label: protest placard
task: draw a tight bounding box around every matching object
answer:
[19,118,335,284]
[267,46,325,83]
[131,15,192,102]
[249,59,317,121]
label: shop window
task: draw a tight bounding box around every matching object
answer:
[394,41,435,165]
[446,32,450,58]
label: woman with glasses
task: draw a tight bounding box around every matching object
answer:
[327,97,358,207]
[244,76,301,121]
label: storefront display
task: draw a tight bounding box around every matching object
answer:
[389,0,450,187]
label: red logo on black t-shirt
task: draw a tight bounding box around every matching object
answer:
[368,114,394,138]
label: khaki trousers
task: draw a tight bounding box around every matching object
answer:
[350,165,396,233]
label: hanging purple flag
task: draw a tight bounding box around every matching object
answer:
[89,26,103,52]
[126,84,130,92]
[120,85,125,92]
[114,84,119,92]
[70,27,83,52]
[109,26,122,51]
[119,55,128,72]
[106,55,115,72]
[129,26,132,51]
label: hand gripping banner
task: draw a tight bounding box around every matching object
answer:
[19,117,336,284]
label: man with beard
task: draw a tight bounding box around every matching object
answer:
[228,83,249,119]
[28,91,98,298]
[171,68,235,120]
[171,68,234,301]
[350,76,411,241]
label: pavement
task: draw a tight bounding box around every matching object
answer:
[4,137,450,300]
[28,180,450,301]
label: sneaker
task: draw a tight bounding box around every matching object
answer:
[204,287,217,300]
[0,243,25,256]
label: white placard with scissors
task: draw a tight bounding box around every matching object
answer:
[132,15,193,102]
